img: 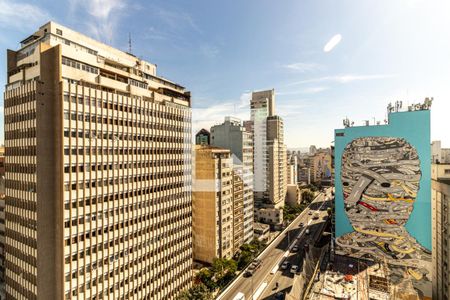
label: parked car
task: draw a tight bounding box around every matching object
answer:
[291,245,299,252]
[280,261,290,270]
[290,265,299,274]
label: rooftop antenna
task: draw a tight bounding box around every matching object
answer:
[128,32,132,54]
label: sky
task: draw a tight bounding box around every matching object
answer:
[0,0,449,148]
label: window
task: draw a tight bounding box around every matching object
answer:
[445,169,450,174]
[56,28,63,35]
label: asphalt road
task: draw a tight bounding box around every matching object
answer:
[217,188,332,300]
[260,195,332,300]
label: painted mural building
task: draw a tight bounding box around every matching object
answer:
[334,102,432,297]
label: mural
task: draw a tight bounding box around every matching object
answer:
[335,137,431,288]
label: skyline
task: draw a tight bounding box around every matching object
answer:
[1,0,450,148]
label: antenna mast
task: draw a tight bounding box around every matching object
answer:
[128,32,132,53]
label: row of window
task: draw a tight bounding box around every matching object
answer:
[63,93,189,122]
[65,215,190,249]
[63,147,187,156]
[64,190,189,211]
[63,173,185,191]
[64,128,187,144]
[4,128,36,140]
[4,110,36,124]
[64,201,190,228]
[64,255,191,300]
[63,111,189,133]
[5,179,35,192]
[62,56,99,75]
[4,91,35,108]
[5,146,36,156]
[64,160,188,174]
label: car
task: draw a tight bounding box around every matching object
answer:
[280,261,290,270]
[290,265,299,274]
[305,229,310,235]
[245,259,262,276]
[308,211,312,215]
[299,222,304,227]
[291,245,299,252]
[275,291,285,300]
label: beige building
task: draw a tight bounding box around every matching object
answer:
[248,90,287,226]
[285,184,302,207]
[210,117,254,244]
[432,163,450,300]
[232,165,245,253]
[4,22,192,300]
[193,146,234,264]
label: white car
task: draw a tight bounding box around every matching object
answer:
[290,265,299,274]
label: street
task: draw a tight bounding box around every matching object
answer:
[217,188,333,300]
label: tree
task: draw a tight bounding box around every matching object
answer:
[178,283,213,300]
[196,268,217,291]
[302,190,315,202]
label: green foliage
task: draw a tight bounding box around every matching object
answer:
[178,283,213,300]
[302,190,315,202]
[196,268,217,291]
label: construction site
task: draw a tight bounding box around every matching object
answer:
[308,255,425,300]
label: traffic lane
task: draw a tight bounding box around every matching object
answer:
[222,198,322,299]
[219,194,325,300]
[260,214,330,299]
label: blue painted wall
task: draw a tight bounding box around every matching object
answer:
[334,110,431,250]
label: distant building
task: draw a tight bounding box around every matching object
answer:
[247,89,286,226]
[432,140,450,163]
[210,117,254,243]
[193,146,233,263]
[286,151,298,185]
[309,145,317,155]
[285,184,302,207]
[432,163,450,300]
[196,128,211,145]
[254,222,270,243]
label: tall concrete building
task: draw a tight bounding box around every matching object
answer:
[248,90,286,226]
[432,140,450,163]
[432,163,450,300]
[210,117,254,243]
[4,22,192,299]
[192,146,233,263]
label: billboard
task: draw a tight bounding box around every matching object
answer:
[334,110,431,295]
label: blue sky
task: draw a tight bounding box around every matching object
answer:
[1,0,449,148]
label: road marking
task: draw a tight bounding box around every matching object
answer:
[253,282,268,300]
[270,264,279,274]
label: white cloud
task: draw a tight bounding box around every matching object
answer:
[200,44,219,59]
[70,0,126,42]
[0,0,50,30]
[323,34,342,52]
[287,74,396,86]
[283,62,322,72]
[278,86,328,95]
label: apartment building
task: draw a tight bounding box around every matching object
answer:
[248,90,286,226]
[232,165,245,253]
[210,117,254,243]
[432,163,450,300]
[4,22,192,299]
[193,146,233,264]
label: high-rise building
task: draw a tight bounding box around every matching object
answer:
[4,22,192,299]
[210,117,254,243]
[431,163,450,300]
[248,90,286,226]
[286,150,298,185]
[192,146,233,263]
[431,140,450,163]
[334,102,432,298]
[231,165,245,252]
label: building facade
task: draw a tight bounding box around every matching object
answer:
[4,22,192,299]
[193,146,233,264]
[195,128,210,146]
[210,117,254,243]
[334,105,432,298]
[248,90,286,226]
[432,163,450,300]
